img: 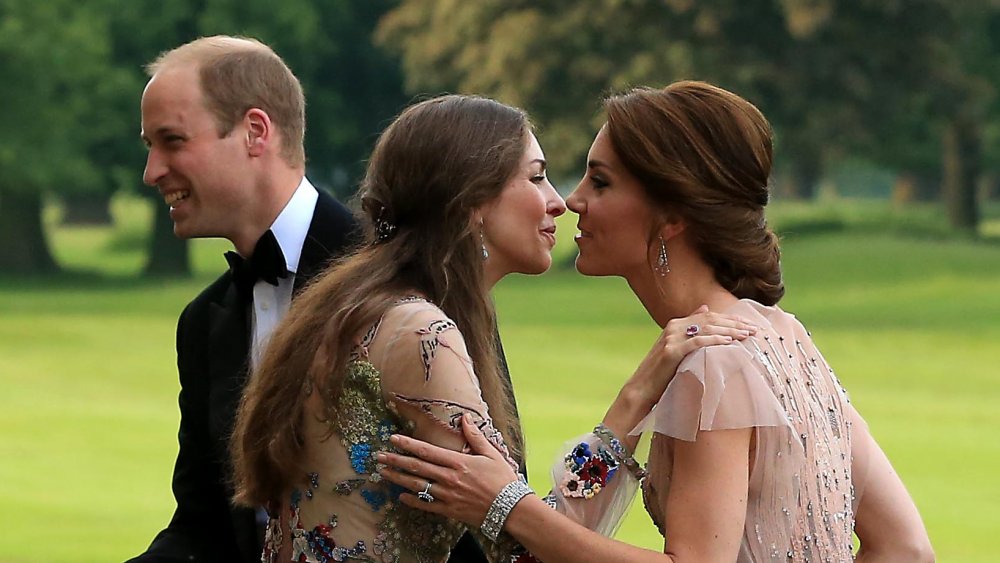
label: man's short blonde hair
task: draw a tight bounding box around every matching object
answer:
[147,36,306,167]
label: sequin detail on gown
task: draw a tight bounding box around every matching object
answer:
[637,300,855,562]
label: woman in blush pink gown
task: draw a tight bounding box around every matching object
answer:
[376,82,934,563]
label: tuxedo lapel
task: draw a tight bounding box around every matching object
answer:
[294,189,359,293]
[207,281,251,442]
[206,280,260,559]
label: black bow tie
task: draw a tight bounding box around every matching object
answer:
[225,230,290,300]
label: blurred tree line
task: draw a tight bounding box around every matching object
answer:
[1,0,998,275]
[0,0,406,274]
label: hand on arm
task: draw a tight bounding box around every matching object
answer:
[372,305,513,459]
[380,418,755,563]
[379,417,666,562]
[603,305,757,452]
[377,413,518,528]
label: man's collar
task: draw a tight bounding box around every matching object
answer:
[268,177,319,274]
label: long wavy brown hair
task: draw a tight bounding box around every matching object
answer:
[231,95,528,506]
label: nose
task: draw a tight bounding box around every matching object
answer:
[143,147,167,187]
[566,183,585,215]
[544,182,566,217]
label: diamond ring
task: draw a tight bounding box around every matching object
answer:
[417,481,435,503]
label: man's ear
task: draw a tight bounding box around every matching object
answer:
[244,108,272,157]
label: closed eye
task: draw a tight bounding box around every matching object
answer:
[590,175,609,189]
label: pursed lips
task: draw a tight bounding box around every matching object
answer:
[540,225,557,245]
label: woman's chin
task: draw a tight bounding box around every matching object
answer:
[573,255,594,276]
[523,256,553,276]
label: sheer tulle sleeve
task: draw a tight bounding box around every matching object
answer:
[367,301,517,470]
[633,342,801,456]
[369,302,638,560]
[541,424,645,537]
[366,302,533,561]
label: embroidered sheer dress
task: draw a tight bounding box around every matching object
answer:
[630,299,859,562]
[262,298,639,563]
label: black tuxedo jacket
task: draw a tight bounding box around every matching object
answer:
[127,190,507,563]
[128,190,358,562]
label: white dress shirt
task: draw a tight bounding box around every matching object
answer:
[250,177,319,370]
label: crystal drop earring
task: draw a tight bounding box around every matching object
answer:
[655,235,669,276]
[480,221,489,261]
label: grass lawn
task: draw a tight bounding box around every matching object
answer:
[0,197,997,562]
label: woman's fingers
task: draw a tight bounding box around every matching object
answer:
[669,306,759,343]
[376,451,449,484]
[683,323,751,340]
[388,433,462,468]
[678,334,736,354]
[378,465,456,504]
[706,310,758,332]
[376,464,425,491]
[460,413,504,461]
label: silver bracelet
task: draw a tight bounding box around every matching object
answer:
[594,423,647,480]
[480,476,534,542]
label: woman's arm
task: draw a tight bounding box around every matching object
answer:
[850,406,935,562]
[379,416,752,563]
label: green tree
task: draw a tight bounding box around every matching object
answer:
[378,0,992,233]
[105,0,206,276]
[0,0,132,273]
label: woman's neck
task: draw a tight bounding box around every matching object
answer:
[625,263,739,328]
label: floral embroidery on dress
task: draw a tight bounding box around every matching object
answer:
[283,487,377,563]
[481,531,543,563]
[263,513,283,563]
[335,361,402,477]
[267,298,548,563]
[414,319,458,381]
[392,394,518,473]
[559,442,619,499]
[373,499,464,563]
[333,478,366,496]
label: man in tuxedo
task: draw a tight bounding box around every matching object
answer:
[128,36,359,562]
[129,35,494,563]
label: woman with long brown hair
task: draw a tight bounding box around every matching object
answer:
[375,82,934,563]
[230,93,750,563]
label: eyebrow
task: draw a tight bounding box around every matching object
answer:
[529,158,547,169]
[141,126,180,143]
[587,159,609,171]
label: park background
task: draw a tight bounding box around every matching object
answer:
[1,1,998,561]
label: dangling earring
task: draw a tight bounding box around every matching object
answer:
[654,235,669,276]
[480,220,489,261]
